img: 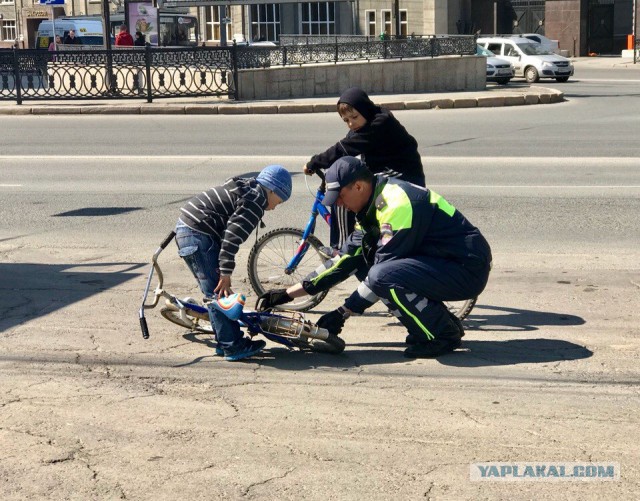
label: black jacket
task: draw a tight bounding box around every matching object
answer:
[307,89,425,186]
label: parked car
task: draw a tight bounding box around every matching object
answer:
[517,33,560,54]
[477,36,574,83]
[476,44,514,85]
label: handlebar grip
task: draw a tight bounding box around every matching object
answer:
[159,231,176,250]
[140,317,150,339]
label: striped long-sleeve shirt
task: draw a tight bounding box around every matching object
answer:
[179,177,268,276]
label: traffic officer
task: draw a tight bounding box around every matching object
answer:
[310,156,492,358]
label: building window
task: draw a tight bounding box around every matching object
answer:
[205,6,232,42]
[0,0,15,5]
[300,2,335,35]
[381,9,391,38]
[1,20,17,41]
[365,10,376,37]
[250,4,280,42]
[399,9,408,37]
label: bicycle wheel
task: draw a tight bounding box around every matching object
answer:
[307,334,346,354]
[446,297,476,320]
[160,303,214,334]
[248,227,329,312]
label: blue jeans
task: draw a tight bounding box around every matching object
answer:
[174,222,242,350]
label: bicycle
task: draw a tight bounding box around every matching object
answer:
[247,171,477,319]
[138,231,346,355]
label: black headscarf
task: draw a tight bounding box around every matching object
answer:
[337,87,380,122]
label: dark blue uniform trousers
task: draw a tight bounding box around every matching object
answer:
[366,256,490,343]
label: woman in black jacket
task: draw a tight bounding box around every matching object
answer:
[305,87,425,249]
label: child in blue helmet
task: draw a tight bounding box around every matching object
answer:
[175,165,292,361]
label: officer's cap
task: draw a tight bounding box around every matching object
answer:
[322,156,369,206]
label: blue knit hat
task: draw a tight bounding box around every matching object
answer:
[256,165,292,202]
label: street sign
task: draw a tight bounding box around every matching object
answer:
[38,0,65,5]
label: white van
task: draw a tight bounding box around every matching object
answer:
[477,36,573,83]
[35,18,107,49]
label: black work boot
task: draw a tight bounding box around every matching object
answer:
[405,308,464,346]
[447,309,466,338]
[405,333,420,345]
[403,337,462,358]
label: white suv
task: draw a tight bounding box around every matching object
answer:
[477,36,574,83]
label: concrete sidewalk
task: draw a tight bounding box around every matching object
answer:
[0,84,564,115]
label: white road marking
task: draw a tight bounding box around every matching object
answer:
[572,78,640,83]
[0,184,22,187]
[436,185,640,189]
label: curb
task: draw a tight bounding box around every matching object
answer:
[0,88,564,115]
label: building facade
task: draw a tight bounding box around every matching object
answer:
[2,0,638,56]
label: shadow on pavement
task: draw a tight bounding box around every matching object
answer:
[174,304,590,370]
[178,333,592,370]
[438,338,593,367]
[0,262,146,334]
[364,304,586,331]
[462,304,585,332]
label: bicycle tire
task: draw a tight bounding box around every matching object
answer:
[247,227,329,312]
[307,334,346,354]
[287,334,345,354]
[160,303,214,334]
[446,297,476,320]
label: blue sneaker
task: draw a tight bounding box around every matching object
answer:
[215,345,224,356]
[223,339,266,362]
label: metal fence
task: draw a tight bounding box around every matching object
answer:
[272,34,476,65]
[1,35,476,104]
[279,34,465,44]
[0,46,235,105]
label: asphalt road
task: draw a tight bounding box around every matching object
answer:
[1,61,639,499]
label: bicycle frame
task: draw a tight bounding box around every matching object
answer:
[286,171,332,273]
[138,231,333,349]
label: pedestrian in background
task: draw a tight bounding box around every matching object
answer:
[115,25,134,47]
[63,30,79,45]
[48,35,61,52]
[134,31,146,47]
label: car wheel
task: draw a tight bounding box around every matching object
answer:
[525,66,539,83]
[556,76,570,83]
[496,78,511,85]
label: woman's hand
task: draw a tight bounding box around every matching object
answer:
[214,276,233,297]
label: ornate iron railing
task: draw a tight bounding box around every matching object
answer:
[236,36,476,68]
[0,46,234,104]
[1,35,475,103]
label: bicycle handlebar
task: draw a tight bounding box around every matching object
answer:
[159,231,176,250]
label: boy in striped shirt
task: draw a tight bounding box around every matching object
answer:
[175,165,292,361]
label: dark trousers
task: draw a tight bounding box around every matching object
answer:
[366,256,490,343]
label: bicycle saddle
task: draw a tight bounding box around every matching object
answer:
[212,293,246,321]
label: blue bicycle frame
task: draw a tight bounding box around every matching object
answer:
[286,171,332,273]
[168,298,304,349]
